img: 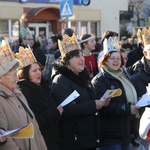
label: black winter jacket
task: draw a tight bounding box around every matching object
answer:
[131,57,150,98]
[18,80,61,150]
[92,69,133,147]
[51,64,100,150]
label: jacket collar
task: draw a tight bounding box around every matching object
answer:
[0,83,22,99]
[52,63,90,87]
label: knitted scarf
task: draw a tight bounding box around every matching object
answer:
[103,65,137,104]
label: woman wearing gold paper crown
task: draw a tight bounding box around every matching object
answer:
[50,33,110,150]
[130,27,150,150]
[0,40,47,150]
[91,37,139,150]
[16,46,63,150]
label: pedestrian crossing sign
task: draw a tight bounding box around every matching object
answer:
[60,0,73,18]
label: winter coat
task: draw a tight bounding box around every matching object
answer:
[50,64,100,150]
[0,83,47,150]
[126,43,143,68]
[91,69,133,147]
[17,80,61,150]
[131,57,150,98]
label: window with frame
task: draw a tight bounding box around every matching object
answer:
[91,22,97,37]
[0,20,8,38]
[81,22,87,35]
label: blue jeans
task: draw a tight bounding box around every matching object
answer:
[100,144,130,150]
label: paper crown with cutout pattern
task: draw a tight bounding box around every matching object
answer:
[20,27,32,39]
[137,27,150,47]
[103,37,119,55]
[0,40,19,77]
[58,33,81,58]
[14,46,37,69]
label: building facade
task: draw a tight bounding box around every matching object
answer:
[0,0,128,42]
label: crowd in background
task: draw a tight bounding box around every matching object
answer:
[0,27,150,150]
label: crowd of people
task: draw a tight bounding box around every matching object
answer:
[0,26,150,150]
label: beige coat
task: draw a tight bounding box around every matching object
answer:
[0,84,47,150]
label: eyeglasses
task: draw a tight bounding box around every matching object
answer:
[108,57,121,61]
[24,38,34,41]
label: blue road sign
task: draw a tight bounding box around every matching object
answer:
[60,0,73,18]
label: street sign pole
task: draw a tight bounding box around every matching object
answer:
[66,17,69,28]
[60,0,73,28]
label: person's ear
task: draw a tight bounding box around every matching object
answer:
[83,42,87,48]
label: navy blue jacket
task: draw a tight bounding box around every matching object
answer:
[92,69,133,147]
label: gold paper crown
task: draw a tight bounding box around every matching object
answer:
[103,37,119,55]
[0,40,15,66]
[137,27,150,46]
[14,46,37,69]
[58,33,81,58]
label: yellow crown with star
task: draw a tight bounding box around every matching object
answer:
[58,33,81,58]
[137,27,150,46]
[14,46,37,69]
[0,40,15,66]
[103,37,119,55]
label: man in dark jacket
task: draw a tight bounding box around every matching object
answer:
[20,28,46,67]
[126,43,144,68]
[130,29,150,115]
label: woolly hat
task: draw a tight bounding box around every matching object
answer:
[0,59,19,77]
[0,40,19,77]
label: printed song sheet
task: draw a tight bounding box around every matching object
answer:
[100,88,122,101]
[0,123,34,139]
[57,90,80,108]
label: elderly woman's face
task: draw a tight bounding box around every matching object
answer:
[106,52,121,71]
[0,68,19,91]
[29,63,42,84]
[68,51,85,75]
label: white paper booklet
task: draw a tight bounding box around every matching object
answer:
[57,90,80,108]
[136,93,150,107]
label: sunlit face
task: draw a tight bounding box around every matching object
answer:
[68,51,85,75]
[0,68,19,91]
[84,38,96,51]
[29,63,42,84]
[121,52,127,68]
[143,45,150,60]
[22,34,34,47]
[106,52,122,71]
[48,38,57,50]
